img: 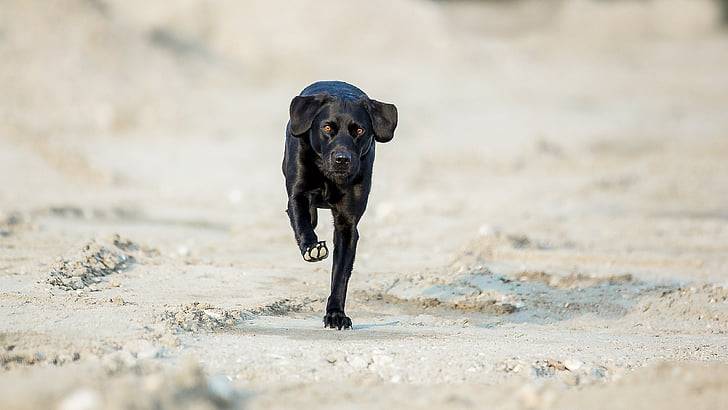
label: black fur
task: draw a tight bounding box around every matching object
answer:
[282,81,398,329]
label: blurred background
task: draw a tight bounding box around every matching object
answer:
[2,0,726,139]
[2,0,728,272]
[3,0,728,265]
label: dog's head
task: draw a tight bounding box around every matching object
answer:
[288,93,397,184]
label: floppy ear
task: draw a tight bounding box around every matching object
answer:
[289,94,329,136]
[367,99,398,143]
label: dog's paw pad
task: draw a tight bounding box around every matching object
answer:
[323,312,352,330]
[302,241,328,262]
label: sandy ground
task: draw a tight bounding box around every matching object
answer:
[2,0,728,409]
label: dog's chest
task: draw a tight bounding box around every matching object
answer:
[307,182,342,208]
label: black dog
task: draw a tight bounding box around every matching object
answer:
[282,81,398,329]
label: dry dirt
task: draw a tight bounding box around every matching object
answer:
[2,0,728,409]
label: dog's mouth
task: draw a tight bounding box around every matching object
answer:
[329,163,354,176]
[329,171,351,182]
[327,167,355,184]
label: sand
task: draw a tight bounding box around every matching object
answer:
[1,0,728,409]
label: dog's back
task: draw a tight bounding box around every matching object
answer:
[300,81,367,101]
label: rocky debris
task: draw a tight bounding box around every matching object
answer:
[503,362,728,410]
[508,271,634,289]
[381,265,677,324]
[531,359,567,377]
[160,303,252,333]
[125,339,165,361]
[631,284,728,332]
[96,339,178,376]
[346,354,370,370]
[109,296,127,306]
[496,357,616,387]
[47,234,153,290]
[362,290,518,316]
[563,359,584,371]
[1,347,81,371]
[450,229,576,272]
[0,212,25,237]
[125,360,242,409]
[322,350,346,365]
[407,314,471,327]
[47,206,87,219]
[450,299,518,314]
[47,237,131,290]
[373,271,519,314]
[0,351,45,370]
[41,206,144,222]
[101,350,139,375]
[100,348,166,376]
[250,297,321,316]
[496,358,524,374]
[144,324,182,349]
[111,235,141,253]
[322,349,400,382]
[61,360,244,410]
[506,234,540,249]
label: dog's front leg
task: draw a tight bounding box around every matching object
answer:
[287,194,328,262]
[324,217,358,329]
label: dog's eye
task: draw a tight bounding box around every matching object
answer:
[322,125,333,133]
[355,127,365,136]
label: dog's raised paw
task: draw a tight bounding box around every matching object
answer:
[323,311,352,330]
[302,241,328,262]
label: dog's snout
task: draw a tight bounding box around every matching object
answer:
[333,151,352,166]
[329,149,356,178]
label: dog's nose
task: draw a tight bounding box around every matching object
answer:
[333,152,352,166]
